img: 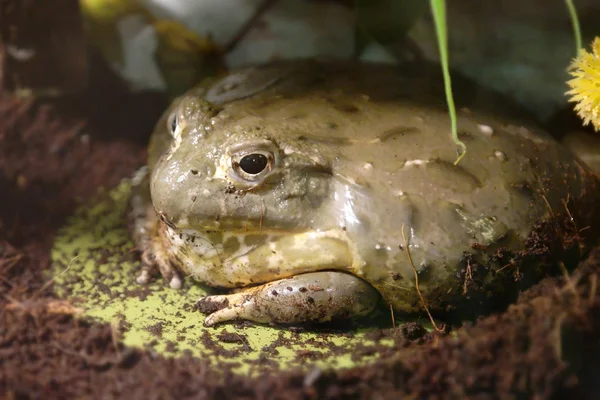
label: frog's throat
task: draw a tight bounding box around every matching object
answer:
[159,225,366,288]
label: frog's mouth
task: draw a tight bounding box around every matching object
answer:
[159,223,360,288]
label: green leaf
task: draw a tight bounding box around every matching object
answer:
[564,0,582,55]
[429,0,466,164]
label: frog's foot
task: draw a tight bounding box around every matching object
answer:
[136,239,182,289]
[196,271,380,327]
[129,167,182,290]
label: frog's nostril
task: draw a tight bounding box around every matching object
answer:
[191,169,199,175]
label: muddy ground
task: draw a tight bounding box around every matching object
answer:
[1,57,600,399]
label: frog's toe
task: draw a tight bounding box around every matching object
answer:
[195,293,242,327]
[169,275,182,289]
[201,301,250,327]
[196,294,230,311]
[136,253,182,289]
[136,268,152,285]
[196,271,380,327]
[137,238,183,289]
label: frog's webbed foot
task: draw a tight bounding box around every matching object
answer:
[136,238,182,289]
[129,167,182,290]
[196,271,380,327]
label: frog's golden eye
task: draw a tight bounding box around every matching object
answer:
[231,151,275,183]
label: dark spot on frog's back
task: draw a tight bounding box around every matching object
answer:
[510,181,535,200]
[223,236,241,254]
[333,103,360,114]
[426,159,482,190]
[244,234,267,247]
[297,135,351,146]
[205,231,224,246]
[456,130,476,142]
[378,126,420,142]
[288,113,308,120]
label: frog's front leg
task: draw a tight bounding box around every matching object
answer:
[129,167,183,289]
[196,271,380,326]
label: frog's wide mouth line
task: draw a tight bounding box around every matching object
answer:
[49,181,437,377]
[160,223,364,289]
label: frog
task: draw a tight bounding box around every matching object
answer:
[129,60,600,327]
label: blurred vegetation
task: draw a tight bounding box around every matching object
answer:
[80,0,225,97]
[32,0,591,153]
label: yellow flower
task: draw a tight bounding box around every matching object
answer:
[567,37,600,131]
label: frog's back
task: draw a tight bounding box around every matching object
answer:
[152,60,600,315]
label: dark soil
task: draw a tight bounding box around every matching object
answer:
[2,56,600,400]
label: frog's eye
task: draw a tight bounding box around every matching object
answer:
[231,151,275,183]
[168,113,178,136]
[240,154,268,174]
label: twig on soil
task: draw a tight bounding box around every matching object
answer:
[462,258,473,295]
[431,333,440,348]
[50,342,83,358]
[551,311,568,360]
[389,303,396,328]
[3,296,83,315]
[401,224,445,333]
[235,332,252,352]
[1,293,24,309]
[45,300,84,315]
[111,320,123,360]
[497,258,517,273]
[540,193,555,218]
[0,242,24,287]
[3,256,81,316]
[0,274,13,287]
[562,194,574,224]
[562,194,584,256]
[0,252,23,275]
[539,193,570,250]
[559,261,581,308]
[50,342,120,368]
[33,255,78,298]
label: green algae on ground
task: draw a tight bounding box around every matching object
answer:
[50,180,431,376]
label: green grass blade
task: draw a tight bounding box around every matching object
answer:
[565,0,582,54]
[430,0,466,165]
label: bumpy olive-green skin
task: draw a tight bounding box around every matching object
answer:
[142,60,597,315]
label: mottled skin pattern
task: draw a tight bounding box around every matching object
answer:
[130,60,598,327]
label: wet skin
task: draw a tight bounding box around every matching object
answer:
[129,60,598,327]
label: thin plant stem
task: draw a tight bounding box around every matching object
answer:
[430,0,466,165]
[565,0,582,55]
